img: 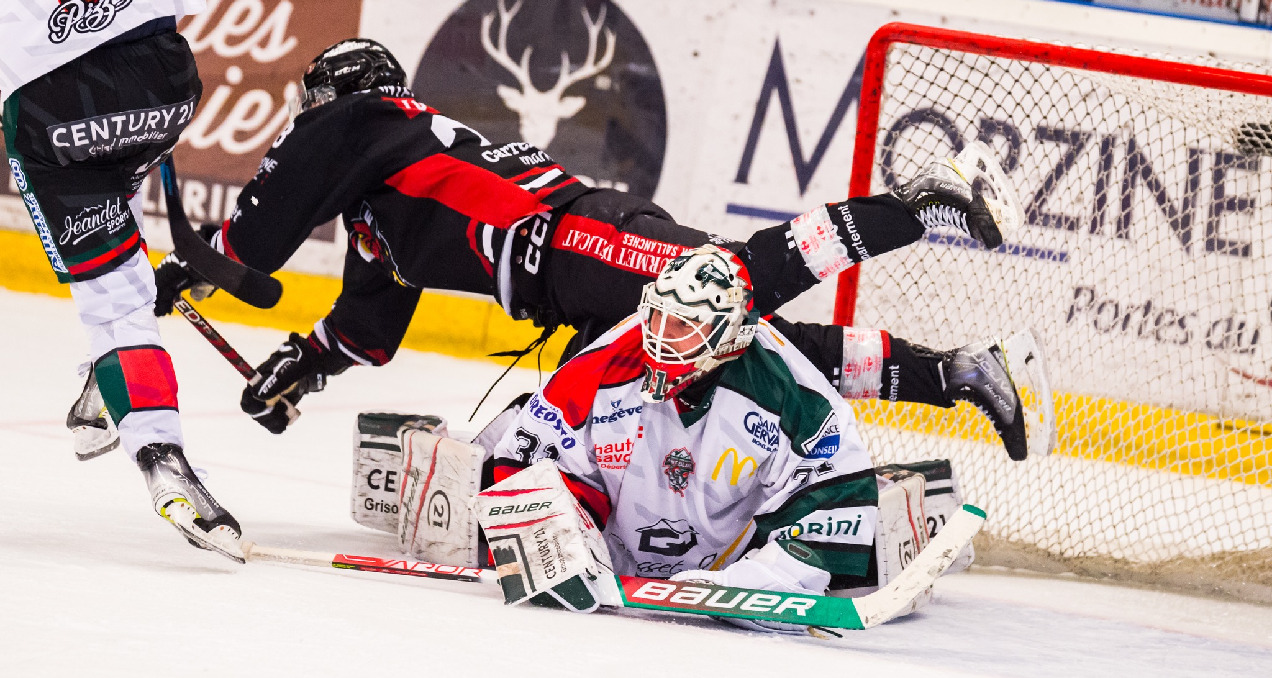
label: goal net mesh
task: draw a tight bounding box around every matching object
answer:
[846,26,1272,601]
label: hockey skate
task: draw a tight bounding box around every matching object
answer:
[943,337,1030,461]
[894,140,1024,250]
[67,365,120,461]
[136,443,245,563]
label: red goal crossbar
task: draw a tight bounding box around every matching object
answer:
[834,22,1272,326]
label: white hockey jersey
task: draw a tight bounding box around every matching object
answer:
[0,1,206,102]
[488,317,880,587]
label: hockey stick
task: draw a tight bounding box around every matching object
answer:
[159,156,283,309]
[172,295,300,426]
[244,504,986,630]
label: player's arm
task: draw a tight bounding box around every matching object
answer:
[153,103,381,313]
[238,246,422,434]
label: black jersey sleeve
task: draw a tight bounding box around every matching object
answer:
[220,101,382,273]
[321,246,423,366]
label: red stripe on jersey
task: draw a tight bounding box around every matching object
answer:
[510,165,556,183]
[561,474,612,530]
[880,330,891,359]
[491,463,524,487]
[117,347,179,410]
[533,176,580,200]
[551,214,693,278]
[386,155,548,228]
[218,219,244,263]
[68,230,140,275]
[541,324,645,428]
[465,218,494,276]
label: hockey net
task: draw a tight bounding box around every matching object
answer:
[841,23,1272,602]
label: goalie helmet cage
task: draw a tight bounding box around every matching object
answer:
[838,22,1272,602]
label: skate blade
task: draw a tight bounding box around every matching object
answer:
[71,408,120,461]
[1002,329,1058,458]
[950,140,1024,234]
[72,426,120,461]
[159,498,246,564]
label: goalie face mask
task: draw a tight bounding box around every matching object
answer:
[637,245,755,403]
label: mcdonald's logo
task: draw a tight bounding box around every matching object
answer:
[712,448,757,485]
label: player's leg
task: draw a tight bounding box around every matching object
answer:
[769,318,1037,461]
[3,27,241,560]
[739,142,1017,316]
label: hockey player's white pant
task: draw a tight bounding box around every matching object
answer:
[70,248,183,461]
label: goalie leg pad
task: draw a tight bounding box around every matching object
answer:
[476,460,620,611]
[351,412,446,534]
[878,459,975,575]
[397,429,483,567]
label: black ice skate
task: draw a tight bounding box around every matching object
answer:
[894,141,1022,250]
[136,443,245,563]
[942,338,1029,461]
[66,365,120,461]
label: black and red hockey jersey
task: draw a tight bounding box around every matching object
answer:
[220,86,590,363]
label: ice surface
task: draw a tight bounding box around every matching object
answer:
[2,289,1270,677]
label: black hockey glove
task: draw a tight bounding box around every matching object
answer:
[241,332,354,434]
[153,223,221,316]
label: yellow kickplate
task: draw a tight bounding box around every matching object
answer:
[854,391,1272,487]
[159,497,199,523]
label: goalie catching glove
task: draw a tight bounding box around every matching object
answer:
[671,540,831,635]
[242,332,353,433]
[153,223,222,316]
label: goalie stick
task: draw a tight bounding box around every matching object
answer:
[172,295,300,426]
[243,504,986,631]
[159,156,283,309]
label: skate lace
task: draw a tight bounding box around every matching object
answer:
[917,204,967,233]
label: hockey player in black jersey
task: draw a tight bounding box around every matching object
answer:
[152,39,1042,461]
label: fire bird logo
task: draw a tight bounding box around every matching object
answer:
[662,448,694,496]
[413,0,667,198]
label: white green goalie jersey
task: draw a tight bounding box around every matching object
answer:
[487,316,879,589]
[0,1,206,101]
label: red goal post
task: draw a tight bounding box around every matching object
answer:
[839,22,1272,601]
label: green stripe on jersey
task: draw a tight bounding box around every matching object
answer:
[713,343,835,452]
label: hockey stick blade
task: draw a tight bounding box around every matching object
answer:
[242,504,985,631]
[847,503,986,628]
[159,157,283,309]
[242,541,492,583]
[1003,329,1058,457]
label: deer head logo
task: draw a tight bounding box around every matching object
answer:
[481,0,616,149]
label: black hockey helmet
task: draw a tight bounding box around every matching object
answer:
[295,39,407,113]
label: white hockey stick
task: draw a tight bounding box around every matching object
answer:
[242,505,986,631]
[1002,329,1058,457]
